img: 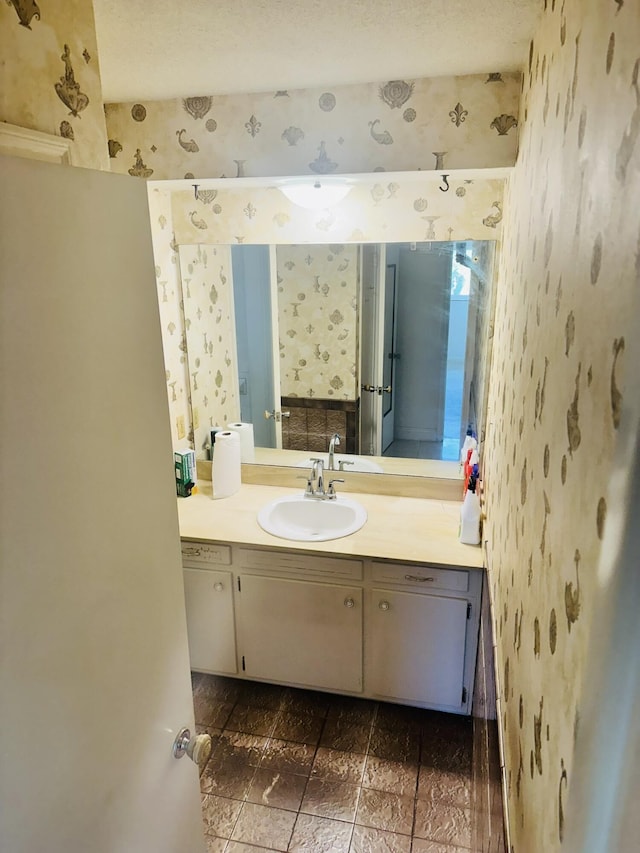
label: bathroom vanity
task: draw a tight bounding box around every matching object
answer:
[178,483,484,715]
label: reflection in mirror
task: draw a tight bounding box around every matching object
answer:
[180,241,495,477]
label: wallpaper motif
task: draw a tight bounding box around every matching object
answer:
[104,73,521,181]
[54,43,89,118]
[276,244,359,400]
[170,176,506,246]
[0,0,109,170]
[147,189,192,450]
[177,244,240,458]
[483,1,638,850]
[8,0,40,30]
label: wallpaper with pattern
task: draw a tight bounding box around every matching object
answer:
[276,244,360,400]
[170,175,505,246]
[468,242,497,452]
[0,0,109,170]
[178,244,241,458]
[105,74,520,181]
[158,173,503,452]
[483,1,638,850]
[147,188,192,449]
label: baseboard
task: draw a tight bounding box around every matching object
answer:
[484,538,512,853]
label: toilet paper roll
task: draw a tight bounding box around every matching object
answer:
[212,430,241,499]
[226,422,255,463]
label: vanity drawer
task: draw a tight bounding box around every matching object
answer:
[371,561,469,592]
[237,548,363,581]
[181,540,232,566]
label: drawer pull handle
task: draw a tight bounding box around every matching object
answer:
[379,600,390,611]
[214,582,224,592]
[344,597,355,608]
[183,547,202,557]
[404,574,435,582]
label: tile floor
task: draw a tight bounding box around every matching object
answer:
[193,674,473,853]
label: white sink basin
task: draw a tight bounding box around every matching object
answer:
[257,494,367,542]
[295,455,384,474]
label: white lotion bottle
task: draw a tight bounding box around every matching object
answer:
[459,481,481,545]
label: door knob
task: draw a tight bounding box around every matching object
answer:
[264,409,291,421]
[173,727,212,772]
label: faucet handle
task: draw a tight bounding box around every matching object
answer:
[327,478,345,498]
[338,460,355,471]
[296,474,314,496]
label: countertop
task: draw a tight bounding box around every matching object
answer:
[177,482,484,569]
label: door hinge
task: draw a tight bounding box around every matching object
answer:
[467,602,472,619]
[241,655,246,672]
[237,577,241,592]
[462,686,468,704]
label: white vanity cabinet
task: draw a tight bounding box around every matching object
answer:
[366,561,480,711]
[181,541,237,674]
[235,548,363,693]
[180,539,481,713]
[237,576,362,691]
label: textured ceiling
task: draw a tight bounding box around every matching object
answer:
[93,0,540,103]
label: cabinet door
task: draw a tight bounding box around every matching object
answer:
[368,589,467,709]
[238,575,362,693]
[183,569,237,674]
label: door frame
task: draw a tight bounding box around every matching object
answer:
[381,261,398,452]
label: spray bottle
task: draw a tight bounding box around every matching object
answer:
[459,472,481,545]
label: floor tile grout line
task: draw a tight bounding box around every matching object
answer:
[198,676,476,851]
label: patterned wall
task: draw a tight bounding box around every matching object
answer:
[178,244,241,458]
[468,242,497,452]
[276,244,360,400]
[0,0,109,170]
[170,176,506,246]
[105,74,520,181]
[484,1,638,851]
[147,188,192,448]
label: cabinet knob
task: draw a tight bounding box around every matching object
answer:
[378,600,390,611]
[344,597,355,608]
[214,582,224,592]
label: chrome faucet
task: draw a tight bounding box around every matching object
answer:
[302,458,344,500]
[328,433,341,470]
[309,457,325,497]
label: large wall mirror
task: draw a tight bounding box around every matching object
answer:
[177,238,496,478]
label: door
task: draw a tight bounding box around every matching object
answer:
[231,244,278,448]
[368,589,468,709]
[238,574,363,692]
[381,262,398,452]
[0,157,205,853]
[183,569,237,673]
[395,246,452,444]
[359,244,385,455]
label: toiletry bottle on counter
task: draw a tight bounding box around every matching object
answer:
[460,428,477,465]
[459,474,481,545]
